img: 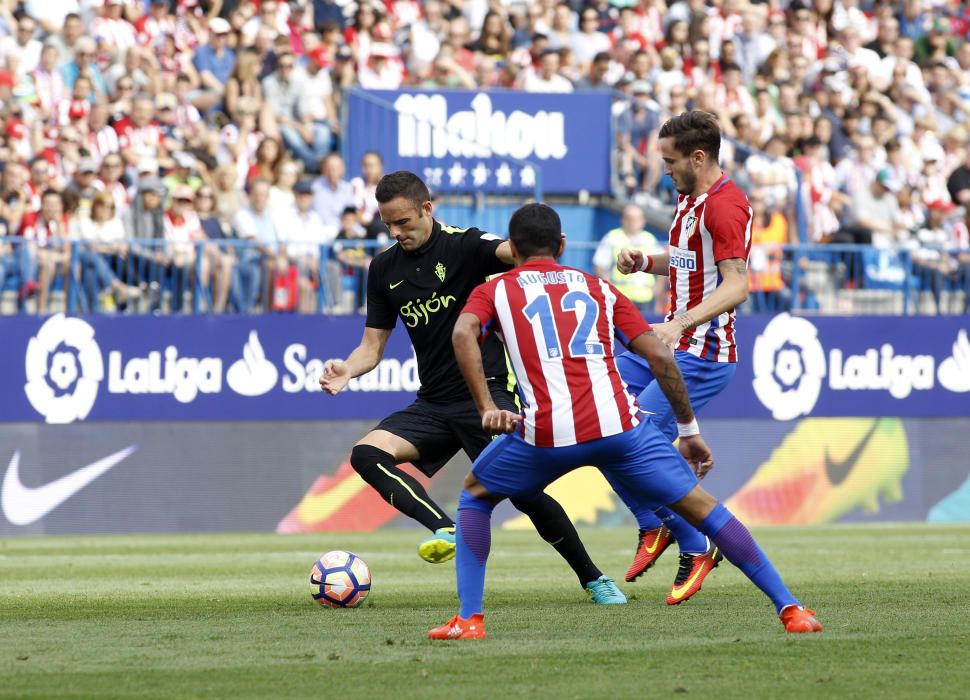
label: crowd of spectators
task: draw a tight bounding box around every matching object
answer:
[0,0,967,314]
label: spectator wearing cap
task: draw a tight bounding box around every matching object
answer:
[274,178,332,312]
[358,42,404,89]
[915,16,959,63]
[5,117,34,163]
[0,16,42,77]
[302,46,338,138]
[66,157,103,221]
[837,168,907,247]
[520,48,572,92]
[60,37,108,96]
[124,177,166,257]
[193,18,236,112]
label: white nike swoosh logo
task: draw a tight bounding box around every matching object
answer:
[1,446,137,526]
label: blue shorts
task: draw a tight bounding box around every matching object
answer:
[472,419,698,506]
[616,350,736,441]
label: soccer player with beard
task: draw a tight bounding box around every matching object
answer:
[608,110,755,605]
[320,171,625,605]
[430,202,820,639]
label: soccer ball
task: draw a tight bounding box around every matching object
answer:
[310,550,371,608]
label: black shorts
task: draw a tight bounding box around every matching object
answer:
[374,379,518,477]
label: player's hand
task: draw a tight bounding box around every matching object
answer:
[481,409,521,435]
[616,247,644,275]
[679,435,714,479]
[652,320,684,349]
[319,359,350,395]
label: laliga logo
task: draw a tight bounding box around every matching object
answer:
[752,314,826,421]
[24,314,104,424]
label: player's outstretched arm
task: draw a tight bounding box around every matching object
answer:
[319,326,392,395]
[617,249,670,277]
[651,257,748,348]
[629,329,713,476]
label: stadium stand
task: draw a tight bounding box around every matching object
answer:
[0,0,967,316]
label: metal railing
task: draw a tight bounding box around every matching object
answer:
[3,237,967,316]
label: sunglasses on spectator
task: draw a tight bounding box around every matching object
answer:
[197,192,214,198]
[174,197,194,204]
[118,82,134,90]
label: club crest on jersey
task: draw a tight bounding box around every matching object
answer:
[434,262,446,282]
[684,215,698,236]
[669,245,697,272]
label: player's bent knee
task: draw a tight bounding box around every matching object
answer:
[463,472,496,501]
[350,444,397,479]
[669,485,718,526]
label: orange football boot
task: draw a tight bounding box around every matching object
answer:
[666,542,723,605]
[779,606,823,633]
[625,525,674,582]
[428,614,486,640]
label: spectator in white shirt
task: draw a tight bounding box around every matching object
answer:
[277,179,333,312]
[521,48,573,93]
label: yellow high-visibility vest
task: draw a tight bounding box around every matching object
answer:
[602,228,659,304]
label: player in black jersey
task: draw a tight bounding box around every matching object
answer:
[320,171,626,604]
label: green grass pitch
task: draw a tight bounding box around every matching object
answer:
[2,525,968,699]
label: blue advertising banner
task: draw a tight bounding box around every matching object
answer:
[0,314,417,424]
[344,89,613,195]
[709,313,970,420]
[0,313,968,424]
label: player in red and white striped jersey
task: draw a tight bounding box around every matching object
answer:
[430,202,821,639]
[465,252,645,449]
[608,111,754,603]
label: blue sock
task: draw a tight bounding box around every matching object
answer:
[456,489,496,618]
[697,503,799,614]
[655,506,708,554]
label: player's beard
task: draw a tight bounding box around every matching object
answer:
[675,168,697,196]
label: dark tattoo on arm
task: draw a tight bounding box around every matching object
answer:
[643,332,694,423]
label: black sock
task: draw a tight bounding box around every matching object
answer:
[510,492,602,586]
[350,445,453,532]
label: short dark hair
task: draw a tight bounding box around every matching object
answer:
[375,171,431,210]
[658,110,722,160]
[508,203,561,258]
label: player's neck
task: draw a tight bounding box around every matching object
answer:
[690,168,725,198]
[519,255,557,265]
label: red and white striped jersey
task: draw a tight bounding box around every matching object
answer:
[666,175,752,363]
[463,260,650,448]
